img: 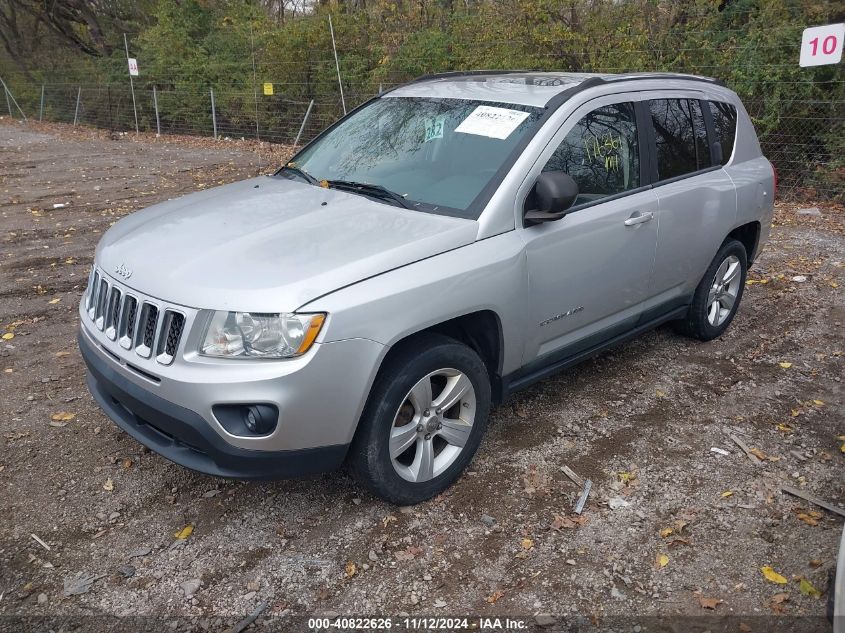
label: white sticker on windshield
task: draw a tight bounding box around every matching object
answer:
[454,106,531,140]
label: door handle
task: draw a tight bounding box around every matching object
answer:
[624,211,654,226]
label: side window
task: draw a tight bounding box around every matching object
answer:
[649,98,711,180]
[708,101,738,165]
[542,102,640,206]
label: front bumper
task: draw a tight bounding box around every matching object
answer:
[78,327,383,479]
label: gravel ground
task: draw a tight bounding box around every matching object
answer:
[0,119,843,631]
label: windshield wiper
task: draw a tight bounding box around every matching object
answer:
[325,180,413,210]
[278,164,319,186]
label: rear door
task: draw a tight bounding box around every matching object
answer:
[643,93,738,304]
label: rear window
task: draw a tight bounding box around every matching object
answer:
[708,101,738,165]
[649,98,711,180]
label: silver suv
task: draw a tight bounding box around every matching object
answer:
[78,72,775,504]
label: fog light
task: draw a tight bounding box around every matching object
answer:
[212,403,278,436]
[244,405,276,435]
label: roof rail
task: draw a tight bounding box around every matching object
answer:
[597,72,725,87]
[409,70,725,88]
[410,70,534,83]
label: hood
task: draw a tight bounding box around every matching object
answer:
[96,176,478,312]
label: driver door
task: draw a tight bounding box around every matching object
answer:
[520,97,660,365]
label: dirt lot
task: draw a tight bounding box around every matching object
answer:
[0,119,843,631]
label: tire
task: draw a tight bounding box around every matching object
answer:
[674,239,747,341]
[349,332,491,505]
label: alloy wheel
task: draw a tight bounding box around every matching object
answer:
[707,254,741,326]
[389,368,477,483]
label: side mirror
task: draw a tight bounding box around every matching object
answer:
[524,171,579,223]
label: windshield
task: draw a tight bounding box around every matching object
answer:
[288,97,544,217]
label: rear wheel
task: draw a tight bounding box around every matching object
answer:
[674,239,747,341]
[349,333,491,505]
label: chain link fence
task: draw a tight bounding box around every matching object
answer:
[1,75,843,202]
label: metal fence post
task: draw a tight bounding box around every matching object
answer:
[293,99,315,148]
[39,84,44,121]
[0,77,27,121]
[73,87,81,126]
[153,86,161,136]
[123,33,139,136]
[328,15,346,115]
[210,88,217,139]
[3,82,11,117]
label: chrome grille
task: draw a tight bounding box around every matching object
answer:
[142,305,158,349]
[165,313,185,356]
[94,277,109,330]
[84,267,186,366]
[119,296,138,350]
[105,287,122,340]
[135,303,159,359]
[156,311,186,365]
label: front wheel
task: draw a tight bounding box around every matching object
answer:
[349,333,491,505]
[674,239,747,341]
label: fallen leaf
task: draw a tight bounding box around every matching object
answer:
[776,423,793,433]
[174,524,193,540]
[748,447,768,460]
[697,595,722,609]
[668,537,691,547]
[521,538,534,550]
[808,559,822,568]
[2,332,14,340]
[739,623,751,633]
[796,513,819,526]
[345,560,357,577]
[552,515,576,530]
[102,478,114,492]
[656,553,669,568]
[798,578,821,598]
[48,298,60,304]
[394,546,423,561]
[617,471,636,485]
[813,400,824,406]
[655,389,666,398]
[382,515,397,528]
[121,457,133,470]
[778,362,792,369]
[771,592,790,605]
[486,589,505,604]
[659,527,674,538]
[761,566,788,584]
[54,351,71,358]
[721,490,734,498]
[50,412,75,422]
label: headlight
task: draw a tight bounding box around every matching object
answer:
[200,312,326,359]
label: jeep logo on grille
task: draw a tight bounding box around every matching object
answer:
[114,263,132,280]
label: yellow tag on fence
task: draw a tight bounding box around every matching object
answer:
[263,82,274,96]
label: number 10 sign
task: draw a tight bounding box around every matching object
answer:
[800,23,844,67]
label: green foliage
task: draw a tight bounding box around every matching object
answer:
[0,0,841,198]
